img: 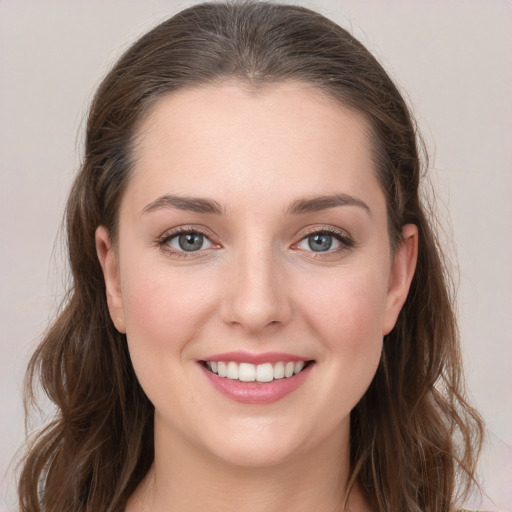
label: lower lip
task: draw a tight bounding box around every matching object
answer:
[201,363,313,404]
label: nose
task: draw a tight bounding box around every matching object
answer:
[220,244,292,335]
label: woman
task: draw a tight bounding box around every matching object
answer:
[18,2,484,511]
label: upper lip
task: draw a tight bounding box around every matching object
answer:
[200,351,311,365]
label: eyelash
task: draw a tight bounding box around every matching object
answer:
[294,226,356,256]
[156,225,355,258]
[156,226,217,258]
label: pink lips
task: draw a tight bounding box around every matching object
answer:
[202,351,309,365]
[200,351,313,404]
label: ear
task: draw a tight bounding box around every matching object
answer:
[95,226,126,333]
[382,224,418,335]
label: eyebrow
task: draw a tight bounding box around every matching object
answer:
[286,194,371,217]
[142,194,224,216]
[141,192,371,217]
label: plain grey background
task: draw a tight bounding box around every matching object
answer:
[1,1,511,510]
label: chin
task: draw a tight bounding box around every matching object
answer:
[201,420,307,469]
[211,442,297,469]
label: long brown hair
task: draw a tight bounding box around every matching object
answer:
[18,2,483,511]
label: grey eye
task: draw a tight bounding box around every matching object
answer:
[296,231,347,253]
[168,232,213,252]
[179,233,204,251]
[307,233,333,252]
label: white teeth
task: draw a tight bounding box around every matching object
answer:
[284,362,295,378]
[256,363,274,382]
[273,361,285,379]
[239,362,256,382]
[217,361,227,377]
[206,360,309,382]
[226,361,239,379]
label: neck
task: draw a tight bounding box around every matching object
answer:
[127,418,370,512]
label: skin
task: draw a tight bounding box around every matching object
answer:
[96,82,418,512]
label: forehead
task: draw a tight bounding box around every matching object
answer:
[126,81,382,214]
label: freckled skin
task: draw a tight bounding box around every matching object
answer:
[96,82,417,511]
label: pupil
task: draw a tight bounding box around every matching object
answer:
[308,233,332,252]
[179,233,203,251]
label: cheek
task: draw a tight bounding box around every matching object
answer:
[296,267,388,388]
[120,265,217,374]
[300,267,388,341]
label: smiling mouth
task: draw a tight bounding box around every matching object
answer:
[202,360,314,383]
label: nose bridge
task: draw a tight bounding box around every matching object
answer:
[222,234,291,333]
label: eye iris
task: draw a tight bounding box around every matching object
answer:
[308,233,332,252]
[178,233,203,251]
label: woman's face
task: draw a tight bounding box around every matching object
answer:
[97,82,417,468]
